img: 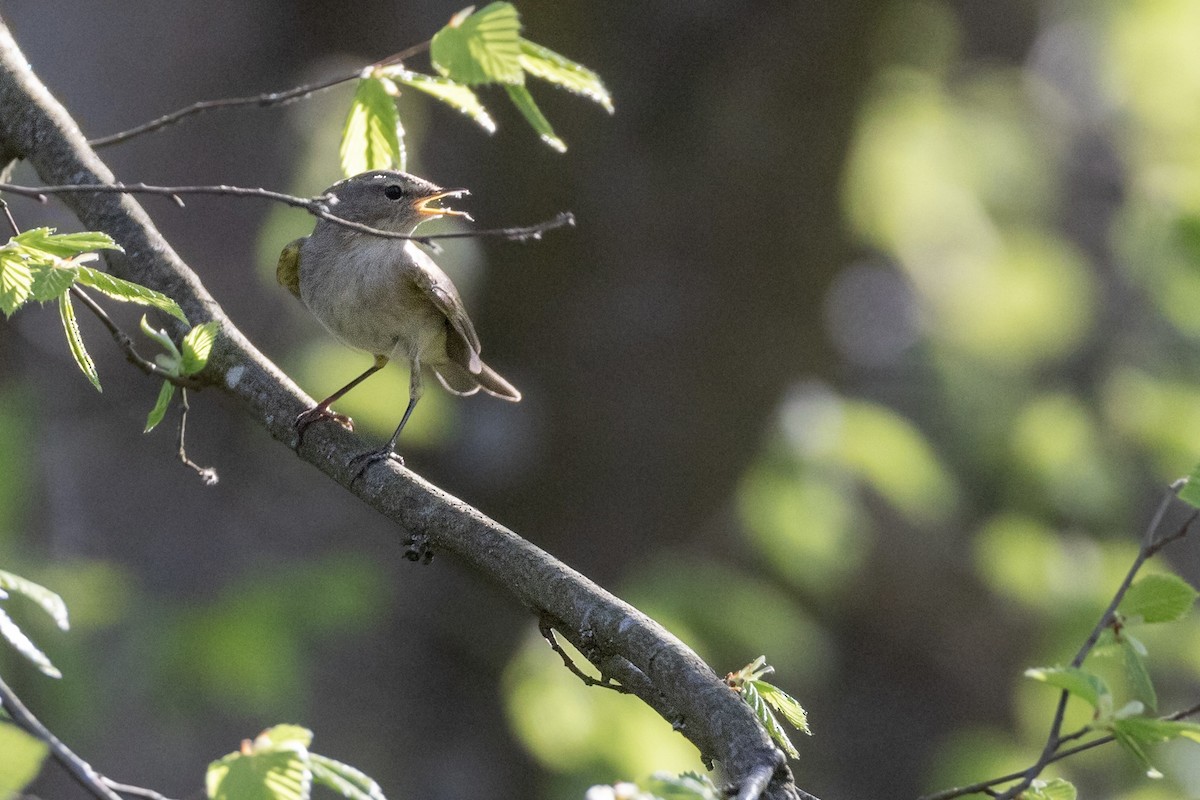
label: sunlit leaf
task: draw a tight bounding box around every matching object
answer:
[310,754,387,800]
[1024,665,1109,710]
[27,263,78,302]
[518,39,613,113]
[644,772,721,800]
[750,679,810,734]
[0,251,33,317]
[0,570,68,630]
[504,84,566,152]
[254,725,314,752]
[1121,635,1156,711]
[0,722,49,800]
[340,76,405,177]
[1180,462,1200,508]
[207,749,311,800]
[181,321,220,376]
[1108,717,1200,779]
[1023,778,1077,800]
[144,380,175,434]
[12,228,122,259]
[73,265,187,323]
[740,680,798,758]
[0,607,61,678]
[430,2,524,85]
[382,67,496,133]
[58,292,101,392]
[1119,573,1198,623]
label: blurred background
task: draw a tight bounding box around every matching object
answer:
[3,1,1200,798]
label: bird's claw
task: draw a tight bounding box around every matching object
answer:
[295,406,354,445]
[348,447,404,482]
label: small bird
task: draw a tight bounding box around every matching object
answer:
[277,170,520,471]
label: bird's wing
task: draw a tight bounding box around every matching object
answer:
[409,256,483,374]
[276,238,305,300]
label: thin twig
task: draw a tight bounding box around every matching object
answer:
[0,181,576,245]
[102,778,182,800]
[0,195,18,235]
[538,618,630,694]
[86,43,430,149]
[0,671,125,800]
[177,388,218,485]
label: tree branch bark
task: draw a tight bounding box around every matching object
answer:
[0,15,802,800]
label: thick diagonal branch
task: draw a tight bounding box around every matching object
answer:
[0,16,801,800]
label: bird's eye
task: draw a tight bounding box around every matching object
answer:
[384,184,405,200]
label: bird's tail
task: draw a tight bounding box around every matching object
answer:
[434,360,521,401]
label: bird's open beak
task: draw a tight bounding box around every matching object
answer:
[414,189,472,221]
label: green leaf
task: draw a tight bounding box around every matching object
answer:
[1023,778,1077,800]
[1119,573,1198,623]
[749,679,810,734]
[206,749,311,800]
[255,725,314,752]
[1122,635,1156,711]
[1180,463,1200,508]
[518,39,613,113]
[27,263,78,302]
[740,680,799,758]
[1024,665,1109,710]
[0,607,61,678]
[12,228,122,259]
[645,771,721,800]
[73,265,187,323]
[58,292,101,392]
[0,251,33,317]
[382,67,496,133]
[310,754,387,800]
[1107,717,1200,779]
[0,722,49,800]
[0,570,68,630]
[144,380,175,433]
[430,2,524,85]
[181,321,220,375]
[504,84,566,152]
[340,76,405,177]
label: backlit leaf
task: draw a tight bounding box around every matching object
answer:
[519,39,613,113]
[1119,573,1198,624]
[504,84,566,152]
[382,67,496,132]
[144,380,175,434]
[340,76,405,177]
[58,292,101,392]
[0,570,68,630]
[431,2,523,85]
[74,265,187,323]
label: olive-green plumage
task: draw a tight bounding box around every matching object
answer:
[279,170,519,465]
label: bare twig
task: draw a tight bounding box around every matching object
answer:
[538,617,630,694]
[0,671,125,800]
[86,43,430,148]
[0,180,575,246]
[101,778,182,800]
[177,388,218,485]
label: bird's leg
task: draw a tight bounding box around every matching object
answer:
[349,357,423,479]
[296,354,388,442]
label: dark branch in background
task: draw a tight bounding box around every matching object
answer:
[0,671,129,800]
[0,20,800,800]
[86,42,430,149]
[919,482,1200,800]
[0,181,575,249]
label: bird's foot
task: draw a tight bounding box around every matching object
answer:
[295,405,354,445]
[348,446,404,482]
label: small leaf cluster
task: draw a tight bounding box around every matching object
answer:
[206,725,386,800]
[725,655,810,759]
[140,316,220,432]
[585,771,721,800]
[0,568,68,679]
[1025,571,1200,780]
[340,2,612,176]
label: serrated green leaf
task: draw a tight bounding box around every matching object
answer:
[1024,666,1109,710]
[0,570,68,630]
[255,725,314,752]
[206,748,311,800]
[382,67,496,133]
[310,754,386,800]
[13,228,122,259]
[1179,464,1200,508]
[27,262,78,302]
[1121,636,1156,711]
[431,2,524,85]
[144,380,175,433]
[58,292,101,392]
[1111,723,1162,778]
[73,266,187,323]
[0,252,33,317]
[340,77,405,178]
[504,84,566,152]
[1119,573,1198,624]
[1108,717,1200,779]
[645,771,721,800]
[518,39,613,113]
[181,321,220,375]
[1023,778,1077,800]
[749,680,809,733]
[0,722,50,799]
[740,680,799,758]
[0,607,61,678]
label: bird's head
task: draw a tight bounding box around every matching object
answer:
[319,170,471,235]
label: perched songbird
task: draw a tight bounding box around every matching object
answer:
[277,170,520,470]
